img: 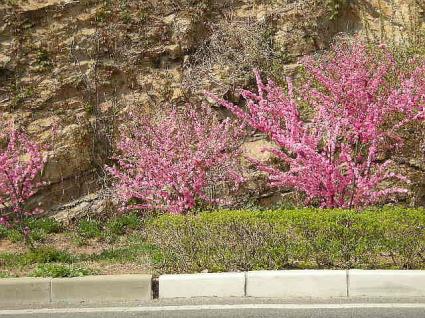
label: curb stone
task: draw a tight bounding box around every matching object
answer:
[0,278,51,305]
[51,274,152,304]
[349,270,425,298]
[159,272,245,298]
[0,274,152,306]
[246,270,347,298]
[1,270,425,304]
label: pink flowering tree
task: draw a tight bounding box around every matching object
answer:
[107,106,245,214]
[0,126,45,244]
[208,40,425,208]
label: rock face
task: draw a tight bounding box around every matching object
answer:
[0,0,424,211]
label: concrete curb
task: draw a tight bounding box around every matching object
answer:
[159,270,425,299]
[0,274,152,306]
[1,270,425,304]
[0,278,51,306]
[51,274,152,304]
[159,272,245,298]
[349,270,425,298]
[246,270,347,298]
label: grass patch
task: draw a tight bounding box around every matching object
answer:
[31,264,96,278]
[106,213,142,236]
[6,229,24,243]
[24,247,75,264]
[27,218,62,234]
[0,218,62,244]
[77,220,102,239]
[0,247,74,268]
[83,232,163,266]
[0,225,8,240]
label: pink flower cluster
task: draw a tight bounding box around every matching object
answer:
[0,127,45,223]
[108,106,244,214]
[209,40,425,208]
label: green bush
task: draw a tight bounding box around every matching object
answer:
[7,229,24,243]
[146,207,425,273]
[0,225,9,240]
[28,228,47,243]
[23,247,74,264]
[77,220,102,239]
[31,264,95,278]
[27,218,62,234]
[0,247,75,268]
[106,213,142,236]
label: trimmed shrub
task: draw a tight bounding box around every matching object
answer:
[146,207,425,273]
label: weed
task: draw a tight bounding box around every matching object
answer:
[23,247,74,264]
[11,86,34,109]
[106,213,141,236]
[34,48,53,72]
[77,220,102,239]
[27,218,62,234]
[0,225,8,240]
[7,229,23,243]
[31,264,95,278]
[120,10,132,24]
[29,229,47,243]
[326,0,348,20]
[138,11,147,24]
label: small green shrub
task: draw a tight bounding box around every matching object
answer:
[0,225,9,240]
[0,252,20,267]
[23,247,74,264]
[31,264,95,278]
[146,207,425,273]
[0,218,61,244]
[0,272,13,278]
[28,228,47,243]
[27,218,62,234]
[0,247,75,269]
[77,220,102,239]
[106,213,142,236]
[7,229,24,243]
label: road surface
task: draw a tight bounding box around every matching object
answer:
[1,298,424,317]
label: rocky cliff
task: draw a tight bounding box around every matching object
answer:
[0,0,424,213]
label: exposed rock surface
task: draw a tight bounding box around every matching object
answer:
[0,0,424,213]
[51,190,117,225]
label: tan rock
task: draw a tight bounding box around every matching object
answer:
[242,139,279,163]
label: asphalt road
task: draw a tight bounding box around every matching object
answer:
[1,298,425,318]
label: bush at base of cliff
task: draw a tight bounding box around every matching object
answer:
[146,207,425,273]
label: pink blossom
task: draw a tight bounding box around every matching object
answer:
[107,105,245,214]
[208,39,425,208]
[0,126,45,224]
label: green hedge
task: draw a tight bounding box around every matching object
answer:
[146,207,425,273]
